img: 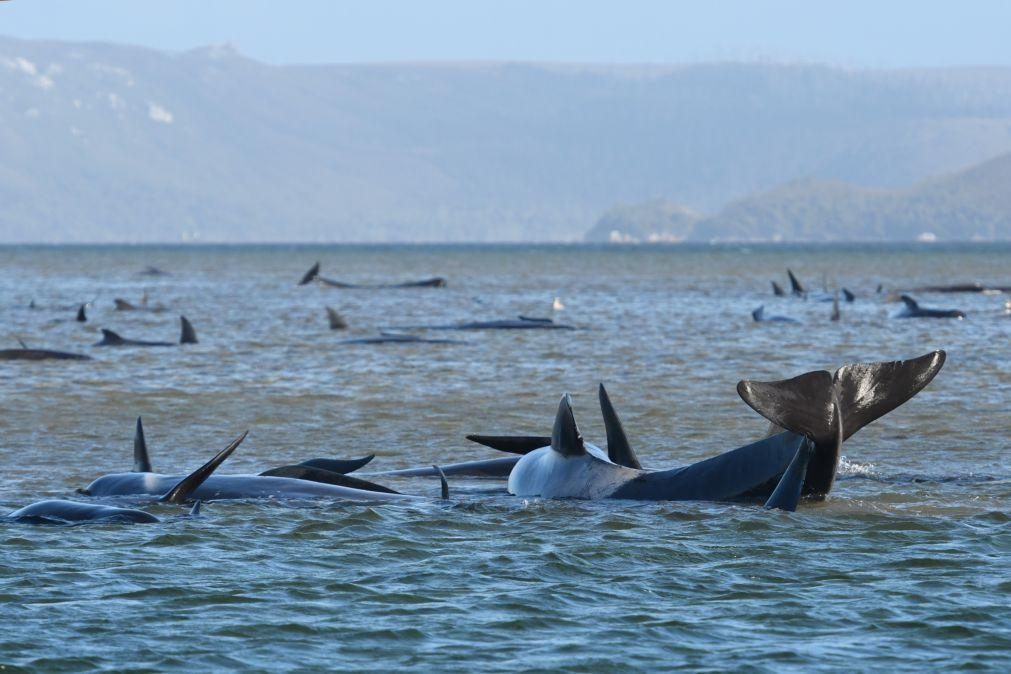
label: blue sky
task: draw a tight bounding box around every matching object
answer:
[2,0,1010,67]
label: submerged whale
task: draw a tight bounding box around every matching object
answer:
[469,351,945,511]
[895,295,966,319]
[79,418,443,502]
[5,431,246,524]
[0,343,92,361]
[337,332,465,345]
[95,316,198,346]
[752,305,798,323]
[387,316,575,331]
[299,262,446,289]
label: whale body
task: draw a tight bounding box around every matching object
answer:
[475,351,945,511]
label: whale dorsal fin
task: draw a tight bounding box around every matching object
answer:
[76,304,87,322]
[842,288,855,302]
[180,316,198,344]
[752,305,765,322]
[465,435,551,454]
[900,295,919,310]
[598,383,642,469]
[160,430,247,503]
[771,281,785,296]
[99,329,126,345]
[17,337,29,349]
[551,394,585,457]
[326,306,348,330]
[299,262,321,285]
[787,269,805,296]
[134,416,152,472]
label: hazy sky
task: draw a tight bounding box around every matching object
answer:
[2,0,1010,67]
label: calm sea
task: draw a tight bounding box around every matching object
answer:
[1,243,1009,672]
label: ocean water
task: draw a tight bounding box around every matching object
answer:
[0,243,1009,672]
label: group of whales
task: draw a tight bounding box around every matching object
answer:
[754,268,1002,323]
[4,261,579,358]
[5,349,945,524]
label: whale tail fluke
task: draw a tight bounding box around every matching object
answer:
[598,384,642,469]
[134,416,153,473]
[299,262,321,286]
[738,350,945,496]
[180,316,198,344]
[160,430,247,503]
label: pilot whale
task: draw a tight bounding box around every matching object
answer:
[95,316,198,346]
[299,262,446,289]
[6,430,246,524]
[895,295,966,319]
[121,417,402,494]
[0,342,92,361]
[80,418,445,502]
[386,316,575,331]
[470,351,944,511]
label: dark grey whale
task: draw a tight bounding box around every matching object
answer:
[470,351,944,511]
[6,431,246,524]
[752,305,798,323]
[0,344,92,361]
[895,295,966,319]
[387,316,575,331]
[129,416,397,494]
[95,316,198,346]
[299,262,446,289]
[338,332,465,345]
[81,419,443,502]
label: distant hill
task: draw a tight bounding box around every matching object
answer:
[6,35,1011,241]
[592,151,1011,242]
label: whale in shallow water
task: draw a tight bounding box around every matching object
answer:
[387,316,575,331]
[299,262,446,289]
[79,418,442,502]
[337,332,465,345]
[752,305,798,323]
[95,316,198,346]
[5,431,246,524]
[470,351,944,511]
[895,295,966,319]
[0,344,92,361]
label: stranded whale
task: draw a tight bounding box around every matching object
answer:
[299,262,446,289]
[895,295,966,319]
[469,351,944,511]
[95,316,198,346]
[80,418,443,502]
[6,431,246,524]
